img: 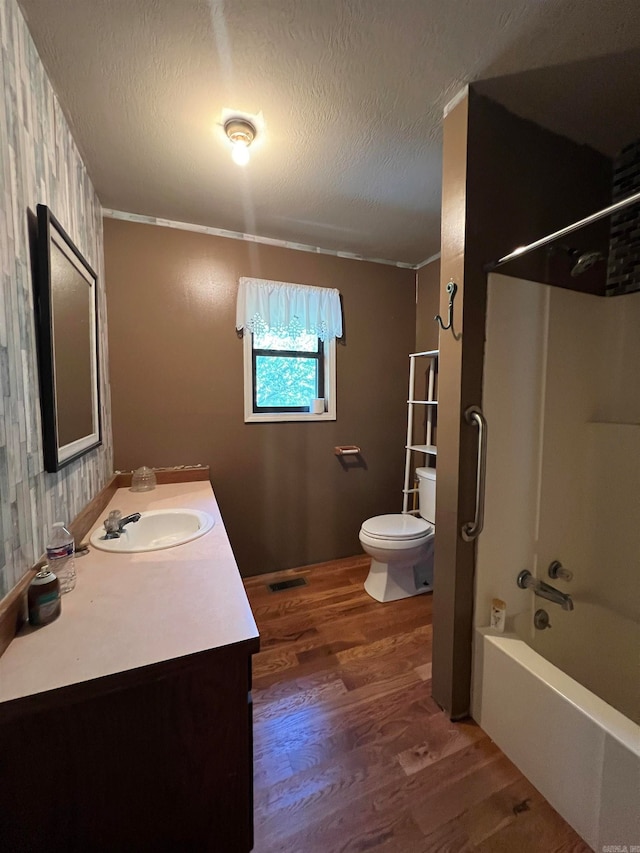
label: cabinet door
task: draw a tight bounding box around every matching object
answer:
[0,645,256,852]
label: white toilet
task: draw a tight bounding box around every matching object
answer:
[360,467,436,602]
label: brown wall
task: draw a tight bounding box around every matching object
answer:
[103,219,415,576]
[416,258,441,353]
[433,89,612,718]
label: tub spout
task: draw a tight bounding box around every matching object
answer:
[517,570,574,611]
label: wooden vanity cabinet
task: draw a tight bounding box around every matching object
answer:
[0,638,258,852]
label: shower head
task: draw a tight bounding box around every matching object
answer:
[549,245,605,276]
[570,250,604,277]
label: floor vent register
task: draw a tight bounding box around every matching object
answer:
[267,577,308,592]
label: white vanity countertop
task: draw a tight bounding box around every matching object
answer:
[0,481,259,707]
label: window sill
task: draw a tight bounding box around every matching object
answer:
[245,411,336,424]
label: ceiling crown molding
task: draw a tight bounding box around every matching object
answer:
[101,209,419,269]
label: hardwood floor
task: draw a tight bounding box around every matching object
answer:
[244,556,592,853]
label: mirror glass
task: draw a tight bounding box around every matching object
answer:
[35,205,101,471]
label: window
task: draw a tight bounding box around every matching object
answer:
[243,329,336,421]
[237,277,341,423]
[254,329,324,411]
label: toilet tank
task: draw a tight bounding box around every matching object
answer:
[416,467,436,524]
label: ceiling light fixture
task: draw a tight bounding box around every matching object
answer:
[224,118,256,166]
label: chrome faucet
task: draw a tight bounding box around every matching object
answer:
[102,510,142,539]
[517,570,574,611]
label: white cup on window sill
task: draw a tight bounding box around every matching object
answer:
[310,398,325,414]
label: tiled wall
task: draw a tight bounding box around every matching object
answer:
[607,138,640,296]
[0,0,112,598]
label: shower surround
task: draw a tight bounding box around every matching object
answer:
[472,273,640,850]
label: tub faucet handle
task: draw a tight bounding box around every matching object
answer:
[534,609,552,630]
[548,560,573,582]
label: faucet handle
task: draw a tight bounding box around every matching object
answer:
[104,510,122,533]
[548,560,573,582]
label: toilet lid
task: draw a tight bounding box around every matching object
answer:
[361,514,432,541]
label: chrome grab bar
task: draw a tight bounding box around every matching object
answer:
[461,406,487,542]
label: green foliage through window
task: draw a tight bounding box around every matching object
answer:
[255,356,318,407]
[252,330,323,411]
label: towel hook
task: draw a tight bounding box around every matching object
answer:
[434,280,457,331]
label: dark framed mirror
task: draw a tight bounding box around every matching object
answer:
[35,204,101,472]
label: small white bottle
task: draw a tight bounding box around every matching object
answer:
[46,522,76,594]
[490,598,506,632]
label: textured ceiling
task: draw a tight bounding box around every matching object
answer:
[17,0,640,265]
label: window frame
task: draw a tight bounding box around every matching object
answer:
[243,332,337,423]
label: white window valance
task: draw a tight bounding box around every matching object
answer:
[236,277,343,342]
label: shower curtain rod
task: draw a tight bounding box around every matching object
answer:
[485,189,640,272]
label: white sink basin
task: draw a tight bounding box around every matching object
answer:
[89,509,215,553]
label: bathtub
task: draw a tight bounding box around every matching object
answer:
[472,628,640,851]
[518,600,640,726]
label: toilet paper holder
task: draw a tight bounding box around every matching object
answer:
[334,445,361,456]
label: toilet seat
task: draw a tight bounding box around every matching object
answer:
[360,514,432,542]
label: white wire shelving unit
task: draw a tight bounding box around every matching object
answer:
[402,350,438,514]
